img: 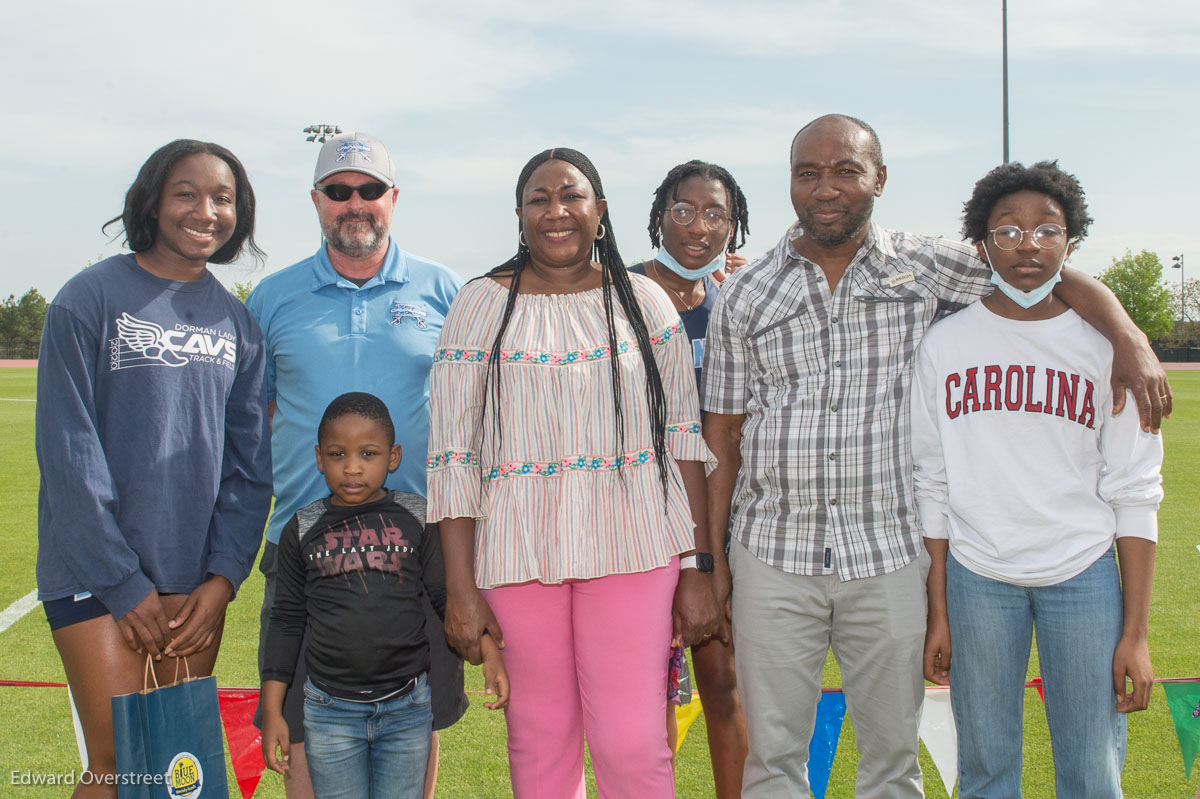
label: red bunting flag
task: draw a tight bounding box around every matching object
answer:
[217,688,266,799]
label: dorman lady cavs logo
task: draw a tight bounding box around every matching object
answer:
[110,312,237,371]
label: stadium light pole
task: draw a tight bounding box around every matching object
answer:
[1173,254,1186,321]
[1002,0,1010,164]
[304,125,341,246]
[303,124,342,144]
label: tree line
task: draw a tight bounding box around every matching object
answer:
[1097,250,1198,352]
[0,281,255,360]
[2,259,1193,361]
[0,289,48,359]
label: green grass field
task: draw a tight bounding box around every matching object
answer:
[1,367,1197,798]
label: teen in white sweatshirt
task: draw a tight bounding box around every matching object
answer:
[912,161,1163,799]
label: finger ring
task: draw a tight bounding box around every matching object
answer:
[703,632,713,638]
[1160,394,1169,400]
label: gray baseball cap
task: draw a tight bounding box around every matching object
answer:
[313,132,395,187]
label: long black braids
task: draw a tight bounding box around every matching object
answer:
[647,159,750,253]
[479,147,671,496]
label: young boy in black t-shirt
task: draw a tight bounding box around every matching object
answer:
[261,392,507,799]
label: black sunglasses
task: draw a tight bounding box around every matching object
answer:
[315,182,390,202]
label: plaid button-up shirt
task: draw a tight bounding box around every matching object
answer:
[702,223,990,580]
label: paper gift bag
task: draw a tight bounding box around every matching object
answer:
[111,657,229,799]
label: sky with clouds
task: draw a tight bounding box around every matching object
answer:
[2,0,1196,299]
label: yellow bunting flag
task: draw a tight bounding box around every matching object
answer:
[674,695,704,754]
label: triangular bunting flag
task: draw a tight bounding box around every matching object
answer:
[1161,681,1200,780]
[674,694,704,754]
[809,691,847,799]
[68,686,88,770]
[1030,676,1045,702]
[218,688,266,799]
[919,687,957,796]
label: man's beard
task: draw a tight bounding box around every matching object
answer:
[324,211,389,257]
[797,197,873,247]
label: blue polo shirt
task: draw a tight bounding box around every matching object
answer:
[246,240,463,545]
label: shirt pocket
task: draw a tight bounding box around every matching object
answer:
[747,308,822,398]
[852,279,931,305]
[850,281,937,400]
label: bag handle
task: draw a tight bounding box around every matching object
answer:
[142,655,194,693]
[171,656,193,684]
[143,655,160,692]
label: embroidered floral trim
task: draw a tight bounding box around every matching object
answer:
[432,348,488,364]
[480,449,658,483]
[433,322,683,366]
[427,448,664,481]
[667,422,701,435]
[648,323,683,347]
[427,450,480,470]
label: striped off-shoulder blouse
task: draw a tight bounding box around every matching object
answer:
[426,272,715,589]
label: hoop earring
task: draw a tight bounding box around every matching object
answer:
[595,224,606,241]
[519,230,527,247]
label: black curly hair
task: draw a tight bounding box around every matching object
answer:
[319,392,395,446]
[962,160,1092,245]
[647,160,749,254]
[479,148,670,497]
[102,139,264,265]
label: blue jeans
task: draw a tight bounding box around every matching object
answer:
[302,674,432,799]
[946,550,1126,798]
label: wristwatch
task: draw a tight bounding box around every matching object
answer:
[680,553,715,573]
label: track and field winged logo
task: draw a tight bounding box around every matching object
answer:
[112,312,189,368]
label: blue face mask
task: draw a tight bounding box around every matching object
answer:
[655,246,726,280]
[983,247,1067,310]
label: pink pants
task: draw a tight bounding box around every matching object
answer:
[483,562,679,799]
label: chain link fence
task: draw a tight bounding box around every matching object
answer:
[1153,344,1200,363]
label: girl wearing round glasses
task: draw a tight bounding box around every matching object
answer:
[35,140,272,798]
[912,161,1162,797]
[629,160,749,797]
[636,160,750,325]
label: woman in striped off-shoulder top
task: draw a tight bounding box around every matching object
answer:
[427,147,718,798]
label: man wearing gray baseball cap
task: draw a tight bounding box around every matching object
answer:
[248,132,466,798]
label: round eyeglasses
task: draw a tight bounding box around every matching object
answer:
[989,224,1068,250]
[669,202,730,231]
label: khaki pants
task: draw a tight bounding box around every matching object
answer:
[730,538,927,799]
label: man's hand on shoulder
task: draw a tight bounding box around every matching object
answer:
[1111,330,1171,432]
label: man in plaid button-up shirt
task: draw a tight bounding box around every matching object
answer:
[702,114,1169,798]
